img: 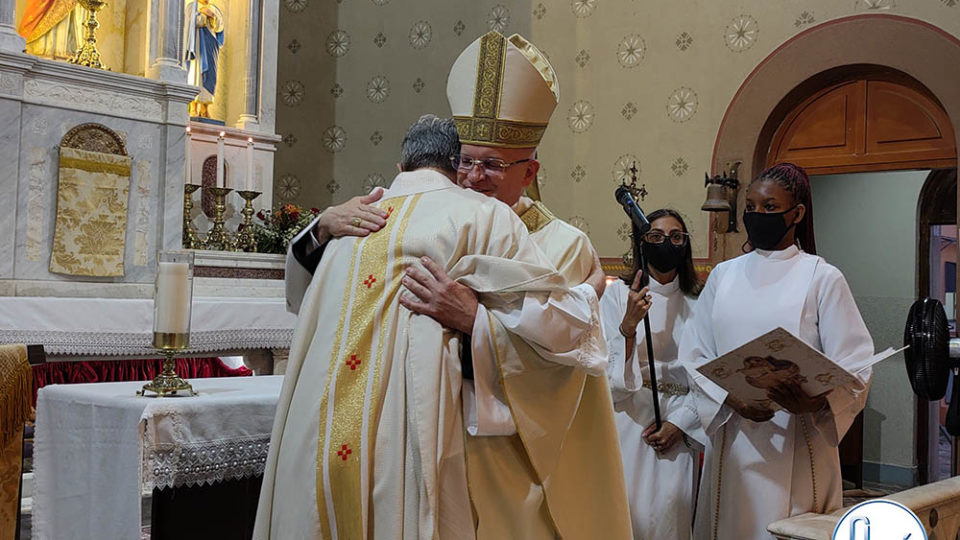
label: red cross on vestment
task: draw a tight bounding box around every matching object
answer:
[346,354,361,370]
[364,274,377,288]
[337,444,352,461]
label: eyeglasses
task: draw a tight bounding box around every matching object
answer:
[451,155,533,173]
[643,230,690,246]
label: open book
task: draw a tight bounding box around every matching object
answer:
[696,327,902,410]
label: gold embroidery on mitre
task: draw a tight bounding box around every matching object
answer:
[519,201,556,234]
[454,116,548,148]
[473,31,507,120]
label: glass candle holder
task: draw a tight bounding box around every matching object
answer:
[152,250,195,349]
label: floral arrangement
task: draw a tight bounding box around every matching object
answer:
[251,203,320,254]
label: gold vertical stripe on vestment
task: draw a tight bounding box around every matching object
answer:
[367,195,419,454]
[318,194,420,539]
[315,237,362,539]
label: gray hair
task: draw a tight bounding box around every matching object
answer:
[400,114,460,175]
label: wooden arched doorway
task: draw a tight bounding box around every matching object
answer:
[917,168,959,484]
[760,67,957,489]
[766,71,956,172]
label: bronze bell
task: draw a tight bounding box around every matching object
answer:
[702,182,731,211]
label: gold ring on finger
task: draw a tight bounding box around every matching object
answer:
[352,217,362,227]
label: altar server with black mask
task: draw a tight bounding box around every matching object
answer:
[680,163,876,539]
[599,208,705,539]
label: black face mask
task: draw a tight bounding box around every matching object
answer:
[743,206,798,251]
[642,240,686,273]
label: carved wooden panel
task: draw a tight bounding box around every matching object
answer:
[769,78,956,174]
[866,80,956,164]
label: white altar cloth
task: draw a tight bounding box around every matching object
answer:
[0,296,297,356]
[33,375,283,540]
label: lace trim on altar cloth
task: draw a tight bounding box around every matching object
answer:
[0,328,294,356]
[143,435,271,490]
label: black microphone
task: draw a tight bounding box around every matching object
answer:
[615,185,651,235]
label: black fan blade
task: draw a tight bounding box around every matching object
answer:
[904,298,950,401]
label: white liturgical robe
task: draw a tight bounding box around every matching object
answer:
[256,170,619,539]
[680,245,874,540]
[600,276,701,540]
[462,196,632,540]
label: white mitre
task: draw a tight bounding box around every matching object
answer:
[446,31,560,149]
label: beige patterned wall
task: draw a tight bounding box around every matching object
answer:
[276,0,960,259]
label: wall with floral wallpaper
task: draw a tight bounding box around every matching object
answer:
[276,0,960,484]
[275,0,960,260]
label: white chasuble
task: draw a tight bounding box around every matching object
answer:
[463,197,632,540]
[680,246,874,540]
[600,277,700,540]
[256,170,584,540]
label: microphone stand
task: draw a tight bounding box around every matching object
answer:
[617,181,663,432]
[637,243,663,431]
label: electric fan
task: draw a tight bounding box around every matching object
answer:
[904,297,960,435]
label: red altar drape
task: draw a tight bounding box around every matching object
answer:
[31,357,252,405]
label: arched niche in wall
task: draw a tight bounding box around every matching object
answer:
[711,14,960,262]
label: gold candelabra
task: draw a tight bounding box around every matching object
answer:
[138,333,196,397]
[183,183,201,249]
[234,190,261,252]
[70,0,108,70]
[203,186,233,250]
[180,184,264,252]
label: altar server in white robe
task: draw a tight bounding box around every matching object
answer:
[256,115,616,539]
[599,208,703,540]
[680,163,875,540]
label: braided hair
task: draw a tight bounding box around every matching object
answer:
[749,163,817,255]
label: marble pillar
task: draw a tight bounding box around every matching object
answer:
[147,0,187,83]
[237,0,262,131]
[0,0,24,53]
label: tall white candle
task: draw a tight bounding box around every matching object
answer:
[185,127,192,184]
[154,262,191,334]
[246,137,254,191]
[216,131,225,188]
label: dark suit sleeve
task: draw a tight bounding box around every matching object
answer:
[460,336,474,380]
[290,227,327,275]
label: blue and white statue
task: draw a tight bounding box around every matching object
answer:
[184,0,225,119]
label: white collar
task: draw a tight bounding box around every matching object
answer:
[650,275,680,295]
[753,244,801,260]
[383,169,458,198]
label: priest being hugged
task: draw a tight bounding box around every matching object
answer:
[256,32,631,540]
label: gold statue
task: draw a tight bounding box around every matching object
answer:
[18,0,84,61]
[184,0,225,118]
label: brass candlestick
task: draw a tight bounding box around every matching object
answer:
[234,190,261,252]
[183,183,201,249]
[203,186,233,250]
[70,0,108,70]
[137,332,196,397]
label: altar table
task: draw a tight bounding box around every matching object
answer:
[32,376,283,540]
[0,296,297,357]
